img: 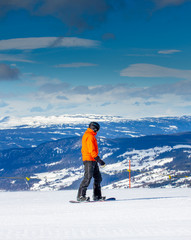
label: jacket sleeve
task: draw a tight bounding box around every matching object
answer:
[86,135,98,158]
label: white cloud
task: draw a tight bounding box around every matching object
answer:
[55,62,98,68]
[0,54,34,63]
[120,63,191,79]
[0,37,100,50]
[158,49,181,54]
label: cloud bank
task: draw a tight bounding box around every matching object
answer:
[1,75,191,117]
[20,79,191,117]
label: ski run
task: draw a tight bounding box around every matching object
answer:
[0,188,191,240]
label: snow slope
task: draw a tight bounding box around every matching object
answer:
[0,188,191,240]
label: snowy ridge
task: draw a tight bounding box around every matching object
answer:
[0,114,190,129]
[27,144,191,191]
[0,114,126,129]
[102,145,190,175]
[102,144,191,189]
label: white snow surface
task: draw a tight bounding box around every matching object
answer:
[0,188,191,240]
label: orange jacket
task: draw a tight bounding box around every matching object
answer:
[81,128,98,161]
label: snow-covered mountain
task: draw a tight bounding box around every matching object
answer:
[1,114,191,150]
[0,131,191,191]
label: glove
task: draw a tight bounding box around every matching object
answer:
[94,156,106,167]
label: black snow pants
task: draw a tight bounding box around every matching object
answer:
[77,161,102,198]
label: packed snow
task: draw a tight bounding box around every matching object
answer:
[0,188,191,240]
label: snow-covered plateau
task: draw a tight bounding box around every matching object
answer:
[0,188,191,240]
[0,114,126,129]
[1,114,191,150]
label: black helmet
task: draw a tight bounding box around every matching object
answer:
[89,122,100,132]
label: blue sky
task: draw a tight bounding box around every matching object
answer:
[1,0,191,118]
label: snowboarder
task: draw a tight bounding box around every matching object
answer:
[77,122,106,202]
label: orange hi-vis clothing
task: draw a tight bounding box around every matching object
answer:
[81,128,98,161]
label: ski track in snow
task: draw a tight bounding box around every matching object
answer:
[0,188,191,240]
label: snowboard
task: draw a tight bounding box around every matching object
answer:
[69,197,116,203]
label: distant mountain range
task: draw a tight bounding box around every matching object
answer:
[0,127,191,191]
[1,114,191,150]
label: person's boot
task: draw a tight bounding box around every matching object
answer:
[93,196,106,201]
[77,196,90,202]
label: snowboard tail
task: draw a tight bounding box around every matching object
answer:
[69,197,116,203]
